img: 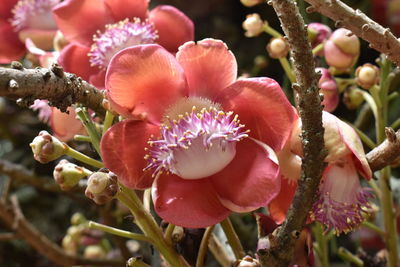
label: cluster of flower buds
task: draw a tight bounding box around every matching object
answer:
[355,63,380,89]
[53,159,89,191]
[317,68,339,112]
[30,131,66,163]
[266,37,290,59]
[85,169,119,205]
[242,14,264,37]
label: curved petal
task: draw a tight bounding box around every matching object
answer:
[268,177,297,224]
[58,43,99,82]
[152,174,230,228]
[0,0,18,19]
[52,0,113,46]
[217,78,297,151]
[106,45,187,123]
[149,5,194,53]
[101,120,159,189]
[0,21,25,64]
[51,107,85,142]
[18,29,56,51]
[210,138,280,213]
[176,39,237,99]
[104,0,148,21]
[89,70,106,90]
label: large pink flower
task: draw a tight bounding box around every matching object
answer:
[100,39,296,228]
[53,0,194,88]
[0,0,59,64]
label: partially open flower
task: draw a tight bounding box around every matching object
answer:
[316,68,339,112]
[30,130,66,163]
[53,159,89,191]
[240,0,263,7]
[324,28,360,71]
[355,63,380,89]
[266,37,290,59]
[242,14,264,38]
[85,169,119,205]
[307,23,331,56]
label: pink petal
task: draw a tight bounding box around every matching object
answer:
[217,78,297,151]
[106,45,187,123]
[89,70,106,90]
[152,174,231,228]
[0,21,25,64]
[51,107,85,142]
[268,177,297,224]
[104,0,148,21]
[176,39,237,99]
[0,0,18,19]
[58,43,99,82]
[149,5,194,53]
[101,120,159,189]
[53,0,113,46]
[18,29,56,51]
[210,138,280,212]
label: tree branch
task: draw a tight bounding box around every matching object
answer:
[258,0,325,266]
[0,62,105,115]
[367,127,400,171]
[304,0,400,67]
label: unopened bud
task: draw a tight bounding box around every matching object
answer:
[355,63,380,89]
[85,169,119,205]
[266,37,290,59]
[243,14,264,37]
[67,225,84,241]
[317,68,339,112]
[62,235,77,254]
[234,255,261,267]
[84,245,106,259]
[30,131,66,163]
[53,160,89,190]
[71,212,87,225]
[240,0,262,7]
[344,87,364,109]
[307,23,331,56]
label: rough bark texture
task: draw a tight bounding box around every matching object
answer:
[258,0,326,266]
[0,63,105,115]
[367,127,400,171]
[304,0,400,67]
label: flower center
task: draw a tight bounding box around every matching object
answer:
[144,105,249,179]
[11,0,59,31]
[89,18,158,69]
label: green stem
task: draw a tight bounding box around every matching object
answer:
[312,43,324,55]
[64,146,103,168]
[76,107,102,156]
[279,57,296,83]
[361,221,386,236]
[263,23,282,38]
[337,247,364,266]
[196,225,215,267]
[117,186,189,267]
[312,223,329,267]
[88,221,151,243]
[102,111,115,135]
[73,135,92,142]
[220,217,245,260]
[127,258,151,267]
[164,223,175,244]
[390,117,400,130]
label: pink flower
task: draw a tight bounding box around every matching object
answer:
[316,68,339,112]
[307,22,331,56]
[270,112,373,234]
[0,0,59,63]
[100,39,297,228]
[53,0,194,88]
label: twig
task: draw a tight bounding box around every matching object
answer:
[220,218,245,260]
[304,0,400,66]
[259,0,325,266]
[0,63,105,115]
[0,198,123,266]
[196,225,215,267]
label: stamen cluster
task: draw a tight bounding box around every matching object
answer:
[11,0,59,30]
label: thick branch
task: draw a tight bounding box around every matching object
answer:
[367,127,400,171]
[0,198,123,267]
[258,1,325,266]
[0,63,105,115]
[304,0,400,67]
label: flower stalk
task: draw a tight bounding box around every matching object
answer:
[88,221,151,243]
[220,217,245,260]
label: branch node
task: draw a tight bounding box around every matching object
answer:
[292,83,301,92]
[305,6,316,13]
[385,127,396,143]
[43,70,51,82]
[335,20,343,28]
[291,230,301,239]
[51,63,64,78]
[361,24,370,32]
[11,61,23,70]
[8,79,19,91]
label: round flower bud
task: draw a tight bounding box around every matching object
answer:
[84,245,106,259]
[355,63,380,89]
[71,212,87,225]
[316,68,339,112]
[344,87,364,109]
[30,131,66,163]
[242,14,264,38]
[307,23,332,56]
[234,255,261,267]
[266,37,290,59]
[62,235,77,254]
[85,169,119,205]
[53,160,89,191]
[240,0,262,7]
[67,225,84,241]
[324,28,360,71]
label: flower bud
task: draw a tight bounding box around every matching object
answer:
[234,256,261,267]
[240,0,262,7]
[84,245,106,259]
[324,28,360,71]
[316,68,339,112]
[53,160,89,191]
[355,63,380,89]
[266,37,290,59]
[67,225,84,241]
[71,212,87,225]
[62,235,77,254]
[30,131,66,163]
[242,14,264,37]
[307,23,331,56]
[85,169,119,205]
[344,87,364,109]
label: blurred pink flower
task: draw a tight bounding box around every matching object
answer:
[316,68,339,112]
[308,22,331,56]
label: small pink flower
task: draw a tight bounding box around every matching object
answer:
[53,0,194,88]
[316,68,339,112]
[100,39,297,228]
[308,22,331,56]
[0,0,59,63]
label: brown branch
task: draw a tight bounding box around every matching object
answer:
[0,62,105,115]
[367,127,400,171]
[258,0,325,266]
[0,197,124,267]
[304,0,400,67]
